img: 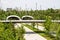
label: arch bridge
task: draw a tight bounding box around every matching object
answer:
[0,15,60,23]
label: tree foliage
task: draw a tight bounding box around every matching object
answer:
[0,8,60,20]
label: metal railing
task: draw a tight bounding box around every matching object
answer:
[0,20,60,23]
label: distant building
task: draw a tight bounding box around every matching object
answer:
[6,8,12,11]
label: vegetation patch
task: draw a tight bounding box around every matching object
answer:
[0,23,25,40]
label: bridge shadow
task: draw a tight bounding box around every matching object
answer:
[25,32,35,34]
[25,31,45,34]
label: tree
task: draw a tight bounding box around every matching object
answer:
[44,16,52,33]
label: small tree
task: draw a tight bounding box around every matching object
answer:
[44,16,52,33]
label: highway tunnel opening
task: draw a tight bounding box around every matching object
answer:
[22,17,33,20]
[8,17,20,20]
[6,15,21,29]
[22,15,34,20]
[6,15,21,20]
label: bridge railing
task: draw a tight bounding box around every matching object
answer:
[0,20,60,23]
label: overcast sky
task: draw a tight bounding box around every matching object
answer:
[0,0,60,10]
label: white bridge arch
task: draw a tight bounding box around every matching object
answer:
[6,15,21,29]
[6,15,21,20]
[22,15,34,20]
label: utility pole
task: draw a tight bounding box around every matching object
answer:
[25,4,27,11]
[0,0,2,9]
[25,4,28,15]
[40,5,42,10]
[36,2,37,10]
[53,0,55,9]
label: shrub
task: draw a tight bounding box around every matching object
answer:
[0,23,25,40]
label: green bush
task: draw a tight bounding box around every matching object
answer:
[0,23,25,40]
[44,16,52,33]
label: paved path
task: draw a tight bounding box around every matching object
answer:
[34,25,45,31]
[14,23,47,40]
[24,26,46,40]
[23,23,45,31]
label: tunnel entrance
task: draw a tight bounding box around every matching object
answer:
[6,15,21,29]
[22,15,34,25]
[22,15,33,20]
[8,17,20,20]
[6,15,21,20]
[22,17,33,20]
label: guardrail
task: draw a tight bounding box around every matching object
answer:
[0,20,60,23]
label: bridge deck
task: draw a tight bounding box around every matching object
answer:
[0,20,60,23]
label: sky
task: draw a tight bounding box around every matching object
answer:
[0,0,60,10]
